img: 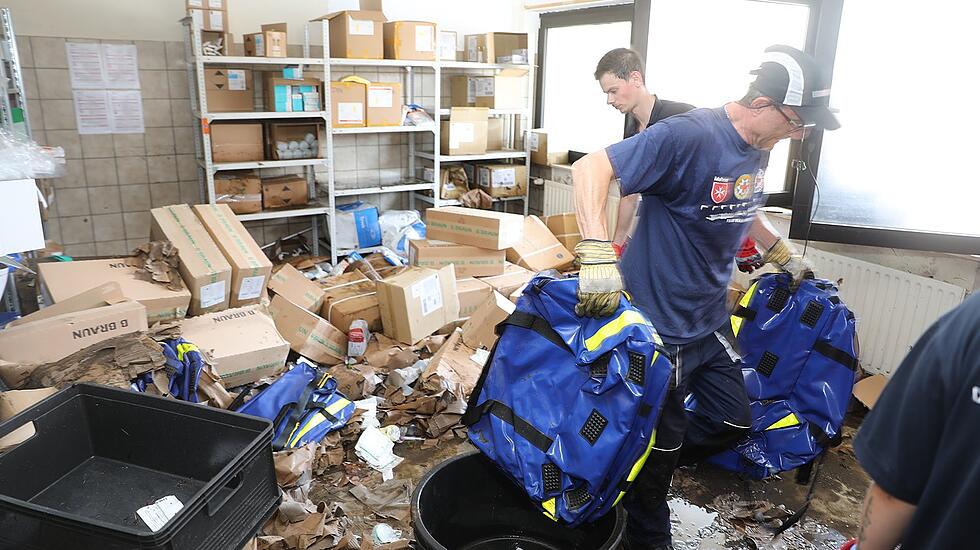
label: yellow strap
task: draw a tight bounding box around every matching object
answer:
[730,281,759,338]
[765,412,800,431]
[612,428,659,507]
[541,497,557,521]
[287,398,352,448]
[584,310,651,351]
[175,342,199,361]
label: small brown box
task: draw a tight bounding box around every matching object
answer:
[189,8,228,32]
[261,175,309,210]
[476,163,527,198]
[383,21,436,61]
[330,80,367,128]
[204,68,253,112]
[450,76,474,107]
[317,10,386,59]
[263,75,322,112]
[366,81,403,126]
[440,107,489,156]
[214,171,261,214]
[465,32,528,63]
[528,129,568,166]
[210,123,263,163]
[244,31,287,57]
[265,121,324,160]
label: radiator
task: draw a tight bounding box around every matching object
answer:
[803,248,966,376]
[543,179,620,231]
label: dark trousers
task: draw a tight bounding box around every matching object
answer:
[622,324,752,549]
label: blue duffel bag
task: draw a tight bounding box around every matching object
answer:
[689,272,858,480]
[131,338,205,402]
[235,358,356,450]
[462,275,674,527]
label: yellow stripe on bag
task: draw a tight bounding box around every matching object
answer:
[176,342,199,361]
[730,281,759,338]
[286,399,351,448]
[765,413,800,431]
[612,428,658,507]
[542,497,557,521]
[584,310,651,351]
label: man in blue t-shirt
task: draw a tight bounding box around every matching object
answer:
[571,45,840,549]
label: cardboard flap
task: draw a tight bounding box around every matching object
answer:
[316,10,386,22]
[8,281,125,327]
[261,22,287,32]
[854,375,888,409]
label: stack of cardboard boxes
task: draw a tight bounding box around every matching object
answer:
[187,0,230,35]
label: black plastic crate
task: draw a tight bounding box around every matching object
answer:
[0,383,280,550]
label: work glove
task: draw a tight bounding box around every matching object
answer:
[574,240,624,318]
[735,238,764,273]
[763,238,813,289]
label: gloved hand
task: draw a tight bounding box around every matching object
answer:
[735,238,764,273]
[763,238,813,288]
[574,239,623,318]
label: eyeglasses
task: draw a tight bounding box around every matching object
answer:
[767,103,810,131]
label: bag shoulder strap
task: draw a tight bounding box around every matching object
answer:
[271,370,330,450]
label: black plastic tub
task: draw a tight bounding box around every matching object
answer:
[412,451,625,550]
[0,383,280,550]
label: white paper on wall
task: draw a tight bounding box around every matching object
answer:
[102,44,140,89]
[108,90,145,134]
[66,43,106,89]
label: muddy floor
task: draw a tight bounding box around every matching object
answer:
[311,412,869,549]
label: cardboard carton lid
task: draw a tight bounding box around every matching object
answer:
[316,10,387,22]
[853,375,888,409]
[180,305,288,358]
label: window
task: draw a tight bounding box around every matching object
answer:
[537,5,633,154]
[792,0,980,253]
[641,0,811,196]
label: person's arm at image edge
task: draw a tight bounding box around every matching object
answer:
[851,482,916,550]
[572,150,616,240]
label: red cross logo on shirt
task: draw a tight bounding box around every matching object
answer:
[711,177,732,204]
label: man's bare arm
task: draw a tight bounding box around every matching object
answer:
[855,482,916,550]
[573,149,616,240]
[612,194,640,246]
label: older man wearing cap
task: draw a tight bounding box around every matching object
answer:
[570,45,839,550]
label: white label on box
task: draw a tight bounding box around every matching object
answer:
[415,25,434,52]
[467,36,478,61]
[253,34,265,55]
[475,77,494,97]
[349,17,375,36]
[449,122,474,149]
[190,9,204,28]
[208,10,224,31]
[466,78,475,104]
[200,280,226,308]
[423,167,434,182]
[412,274,443,316]
[187,0,203,7]
[493,168,517,188]
[478,167,490,187]
[208,0,223,7]
[137,495,183,532]
[338,102,364,124]
[439,32,455,59]
[527,132,539,152]
[303,92,320,111]
[226,69,246,91]
[238,275,266,301]
[368,86,394,108]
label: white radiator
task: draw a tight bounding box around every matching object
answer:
[543,179,620,231]
[803,248,966,376]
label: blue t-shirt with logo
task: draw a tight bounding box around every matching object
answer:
[606,107,766,344]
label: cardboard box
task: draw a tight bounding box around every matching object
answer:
[319,10,386,59]
[261,175,309,209]
[424,165,469,200]
[210,123,264,163]
[330,80,367,128]
[366,81,403,126]
[528,129,568,166]
[440,107,489,156]
[376,265,460,345]
[150,205,233,315]
[465,32,528,63]
[38,259,191,323]
[261,22,287,33]
[205,68,253,112]
[478,262,535,297]
[215,171,261,214]
[0,301,148,364]
[200,30,234,56]
[545,212,581,252]
[319,271,381,334]
[439,30,457,61]
[189,8,228,32]
[476,163,527,198]
[264,75,322,112]
[0,388,59,453]
[266,121,324,159]
[507,215,574,272]
[335,202,382,249]
[450,76,475,107]
[180,305,290,388]
[425,206,524,250]
[192,204,274,308]
[487,118,503,151]
[456,277,493,319]
[187,0,225,9]
[461,291,515,349]
[409,239,506,277]
[854,375,888,409]
[9,282,124,328]
[244,31,287,58]
[473,70,527,109]
[383,21,436,61]
[269,294,347,365]
[268,263,324,313]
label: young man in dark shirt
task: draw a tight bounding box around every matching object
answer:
[594,48,694,256]
[845,291,980,549]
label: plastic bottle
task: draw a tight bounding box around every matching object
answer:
[347,319,370,358]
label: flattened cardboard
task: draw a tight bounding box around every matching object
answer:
[383,21,436,61]
[421,328,482,398]
[205,68,254,112]
[461,291,515,349]
[0,301,148,364]
[319,271,381,334]
[150,205,233,315]
[456,277,493,319]
[180,305,290,388]
[215,171,261,214]
[268,263,324,313]
[376,265,460,345]
[506,215,573,272]
[261,175,309,209]
[210,123,264,163]
[854,375,888,409]
[0,388,59,453]
[477,262,534,297]
[38,259,191,323]
[8,281,124,328]
[409,239,505,277]
[268,294,347,365]
[544,212,581,252]
[192,204,273,308]
[424,206,524,250]
[319,10,386,59]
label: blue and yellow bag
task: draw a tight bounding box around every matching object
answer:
[462,276,674,527]
[692,272,858,480]
[236,359,356,450]
[131,338,205,402]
